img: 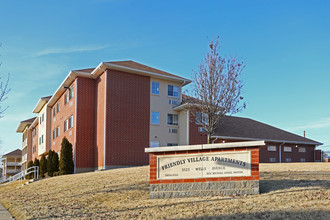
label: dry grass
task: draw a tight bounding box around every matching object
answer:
[0,163,329,219]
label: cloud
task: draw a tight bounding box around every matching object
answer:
[288,117,330,131]
[28,44,111,58]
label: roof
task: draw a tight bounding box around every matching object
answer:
[48,60,191,107]
[32,95,52,113]
[16,117,36,133]
[105,61,189,81]
[213,116,322,145]
[2,149,22,157]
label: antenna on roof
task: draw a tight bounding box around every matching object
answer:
[303,130,306,138]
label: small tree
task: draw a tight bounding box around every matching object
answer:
[53,151,59,173]
[189,37,246,143]
[47,150,58,177]
[59,137,74,175]
[33,158,40,168]
[26,161,34,179]
[39,154,47,178]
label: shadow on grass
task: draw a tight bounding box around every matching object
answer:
[260,171,330,194]
[193,210,330,220]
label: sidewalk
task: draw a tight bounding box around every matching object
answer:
[0,203,13,220]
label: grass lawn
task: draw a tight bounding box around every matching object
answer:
[0,163,329,219]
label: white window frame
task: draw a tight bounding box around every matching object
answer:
[298,147,306,153]
[167,114,178,126]
[151,81,160,95]
[195,112,208,125]
[64,92,69,104]
[56,126,60,137]
[64,119,68,132]
[168,85,179,98]
[57,102,60,113]
[169,128,178,133]
[283,146,292,152]
[151,112,160,125]
[69,115,73,129]
[267,146,277,152]
[69,86,74,100]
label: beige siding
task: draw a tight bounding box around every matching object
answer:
[149,78,181,147]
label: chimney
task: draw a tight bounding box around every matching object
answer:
[303,130,306,138]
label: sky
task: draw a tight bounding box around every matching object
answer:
[0,0,330,156]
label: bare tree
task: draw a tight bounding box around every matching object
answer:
[189,37,245,144]
[0,43,10,118]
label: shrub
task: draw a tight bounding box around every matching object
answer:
[39,154,47,178]
[47,150,59,177]
[26,161,34,179]
[59,137,74,175]
[53,171,61,176]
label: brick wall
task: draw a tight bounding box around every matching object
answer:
[94,73,106,169]
[75,77,95,170]
[51,81,76,155]
[105,69,150,166]
[189,111,207,145]
[31,124,39,161]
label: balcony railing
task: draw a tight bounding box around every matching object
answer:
[6,168,21,174]
[22,138,27,148]
[6,162,22,166]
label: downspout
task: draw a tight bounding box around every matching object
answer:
[104,68,107,170]
[279,142,285,163]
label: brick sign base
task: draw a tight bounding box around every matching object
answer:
[145,141,265,199]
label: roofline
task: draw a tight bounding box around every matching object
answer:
[28,117,38,129]
[91,62,192,86]
[212,135,323,146]
[47,70,94,107]
[32,96,51,113]
[16,117,36,133]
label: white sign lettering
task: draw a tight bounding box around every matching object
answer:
[157,151,251,179]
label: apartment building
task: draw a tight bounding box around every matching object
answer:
[1,149,22,178]
[16,60,322,174]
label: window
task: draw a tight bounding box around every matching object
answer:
[151,82,160,95]
[267,146,277,152]
[57,102,60,113]
[56,126,60,137]
[169,128,178,133]
[64,119,68,131]
[198,127,205,132]
[42,113,44,122]
[151,112,160,125]
[39,137,41,145]
[167,143,178,146]
[300,158,306,162]
[150,141,160,148]
[285,158,292,162]
[196,112,208,125]
[39,117,41,124]
[33,146,36,153]
[64,92,69,104]
[283,146,292,152]
[53,108,56,116]
[169,99,179,105]
[53,130,56,140]
[69,115,73,129]
[168,85,179,97]
[167,114,178,125]
[299,147,306,153]
[269,157,276,162]
[69,86,74,99]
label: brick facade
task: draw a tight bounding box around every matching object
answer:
[106,70,150,166]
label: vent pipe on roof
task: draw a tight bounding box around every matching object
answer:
[304,130,306,138]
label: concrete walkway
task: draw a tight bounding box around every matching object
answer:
[0,203,13,220]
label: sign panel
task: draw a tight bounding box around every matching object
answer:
[157,151,251,180]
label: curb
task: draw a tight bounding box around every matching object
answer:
[0,203,13,219]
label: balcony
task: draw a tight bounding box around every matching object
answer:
[6,168,21,174]
[22,138,27,148]
[6,162,22,166]
[22,154,27,163]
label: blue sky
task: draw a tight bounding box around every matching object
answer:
[0,0,329,155]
